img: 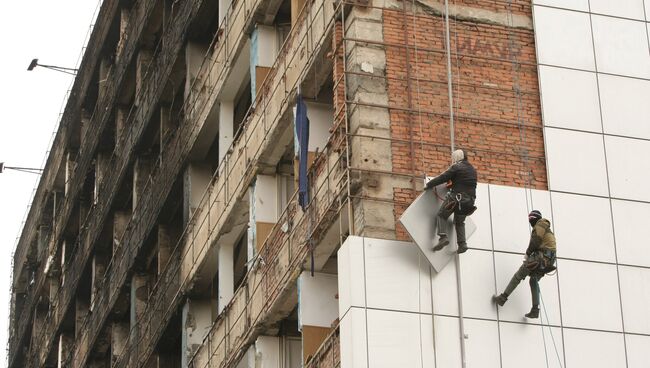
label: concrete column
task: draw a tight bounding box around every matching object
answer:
[181,299,213,368]
[255,336,281,368]
[111,322,129,366]
[113,211,131,254]
[218,0,231,26]
[57,332,74,368]
[75,296,90,358]
[157,225,173,275]
[343,8,404,239]
[94,153,109,205]
[219,101,234,162]
[48,273,60,304]
[116,8,130,60]
[115,107,129,151]
[80,109,91,147]
[133,156,154,212]
[75,296,90,338]
[130,273,149,350]
[130,273,149,325]
[37,225,51,258]
[235,346,257,368]
[64,151,77,196]
[160,105,173,153]
[91,253,107,311]
[98,57,112,102]
[218,241,234,314]
[89,359,109,368]
[184,42,209,102]
[135,50,153,106]
[291,0,306,25]
[249,175,278,259]
[60,239,72,287]
[182,163,212,224]
[250,25,278,101]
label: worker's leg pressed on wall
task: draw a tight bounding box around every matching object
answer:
[494,262,531,306]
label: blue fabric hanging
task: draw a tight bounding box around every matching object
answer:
[295,94,310,211]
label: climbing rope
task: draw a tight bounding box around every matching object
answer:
[540,291,564,368]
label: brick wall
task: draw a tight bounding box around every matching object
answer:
[381,2,546,240]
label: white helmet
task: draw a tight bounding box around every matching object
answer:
[451,149,465,164]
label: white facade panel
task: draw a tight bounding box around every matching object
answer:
[337,236,366,318]
[538,65,602,132]
[364,238,424,313]
[589,0,646,20]
[532,0,589,11]
[339,307,368,368]
[366,309,423,368]
[489,184,531,254]
[544,127,609,196]
[605,135,650,202]
[551,191,616,263]
[618,266,650,335]
[469,183,493,251]
[563,329,627,368]
[611,199,650,267]
[533,6,595,70]
[430,255,459,316]
[463,319,500,368]
[599,74,650,140]
[459,250,498,320]
[591,15,650,78]
[499,322,564,368]
[557,259,623,331]
[625,334,650,368]
[433,316,462,368]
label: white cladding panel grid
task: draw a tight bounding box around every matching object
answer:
[339,193,650,365]
[534,4,650,366]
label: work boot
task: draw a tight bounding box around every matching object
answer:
[457,242,468,254]
[432,235,449,251]
[525,306,539,319]
[493,293,508,306]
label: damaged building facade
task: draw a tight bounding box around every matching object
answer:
[7,0,650,367]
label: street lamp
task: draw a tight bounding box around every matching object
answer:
[0,162,43,175]
[27,58,77,76]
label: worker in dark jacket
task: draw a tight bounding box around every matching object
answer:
[494,210,557,318]
[424,149,477,254]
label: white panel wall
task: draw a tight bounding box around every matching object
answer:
[534,2,650,366]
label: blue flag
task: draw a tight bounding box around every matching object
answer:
[295,94,310,211]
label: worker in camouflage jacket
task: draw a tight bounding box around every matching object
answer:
[494,210,557,319]
[424,149,477,254]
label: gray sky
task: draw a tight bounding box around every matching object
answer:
[0,1,101,364]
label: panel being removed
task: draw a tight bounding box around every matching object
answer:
[399,186,476,272]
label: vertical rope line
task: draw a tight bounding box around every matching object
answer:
[411,0,426,179]
[442,1,467,367]
[505,2,561,368]
[443,0,455,152]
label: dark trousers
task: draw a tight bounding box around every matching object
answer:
[435,193,467,245]
[504,262,542,307]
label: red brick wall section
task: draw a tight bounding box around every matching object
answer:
[383,4,546,240]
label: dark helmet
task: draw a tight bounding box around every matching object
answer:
[528,210,542,226]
